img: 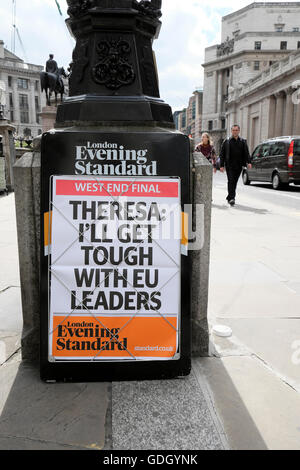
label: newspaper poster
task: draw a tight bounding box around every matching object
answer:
[48,176,181,362]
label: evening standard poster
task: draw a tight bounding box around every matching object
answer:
[48,175,181,362]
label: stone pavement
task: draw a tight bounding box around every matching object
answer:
[1,183,300,450]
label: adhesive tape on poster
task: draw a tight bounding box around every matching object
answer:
[212,324,232,338]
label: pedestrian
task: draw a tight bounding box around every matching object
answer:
[219,124,252,206]
[195,133,217,173]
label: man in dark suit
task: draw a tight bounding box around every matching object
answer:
[220,125,252,206]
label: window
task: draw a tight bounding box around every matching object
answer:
[276,26,283,32]
[191,101,196,120]
[19,94,29,109]
[18,78,29,89]
[20,110,29,123]
[252,145,262,159]
[208,120,213,131]
[35,96,40,123]
[261,143,271,157]
[298,41,300,49]
[280,41,287,50]
[8,76,12,87]
[293,27,299,32]
[35,80,39,92]
[9,93,13,107]
[23,128,31,137]
[255,41,261,50]
[293,140,300,156]
[254,61,260,71]
[269,142,288,156]
[221,118,226,129]
[181,113,186,129]
[19,94,29,123]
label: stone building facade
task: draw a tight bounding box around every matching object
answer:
[227,50,300,152]
[174,89,203,143]
[202,2,300,151]
[0,40,46,137]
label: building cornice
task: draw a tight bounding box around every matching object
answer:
[0,63,43,78]
[202,49,290,68]
[222,2,300,22]
[227,50,300,104]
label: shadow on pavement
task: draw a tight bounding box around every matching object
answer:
[0,360,110,450]
[212,203,230,211]
[233,204,269,215]
[194,357,268,451]
[212,203,269,215]
[0,355,269,450]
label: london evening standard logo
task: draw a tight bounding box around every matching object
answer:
[75,141,158,176]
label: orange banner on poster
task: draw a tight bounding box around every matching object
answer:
[51,315,178,359]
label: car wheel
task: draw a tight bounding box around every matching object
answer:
[272,173,281,190]
[242,171,251,185]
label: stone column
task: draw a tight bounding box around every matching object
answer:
[283,88,294,136]
[29,80,36,129]
[13,137,41,361]
[275,91,285,137]
[268,95,276,138]
[242,106,249,140]
[295,95,300,135]
[12,76,20,126]
[217,70,223,114]
[0,120,16,190]
[191,152,212,356]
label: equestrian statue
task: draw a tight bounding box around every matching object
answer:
[40,54,68,106]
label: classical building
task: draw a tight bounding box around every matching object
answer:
[202,2,300,151]
[174,88,203,142]
[227,50,300,152]
[0,40,46,137]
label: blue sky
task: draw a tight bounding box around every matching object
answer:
[0,1,285,111]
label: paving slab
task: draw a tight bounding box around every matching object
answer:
[198,356,300,450]
[209,282,299,319]
[214,317,300,392]
[0,287,23,332]
[0,357,110,450]
[112,367,227,451]
[0,332,21,365]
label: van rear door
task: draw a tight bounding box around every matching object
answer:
[292,140,300,178]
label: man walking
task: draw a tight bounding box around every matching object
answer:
[220,125,252,206]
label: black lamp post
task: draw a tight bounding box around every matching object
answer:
[56,0,173,126]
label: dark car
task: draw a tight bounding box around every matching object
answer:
[242,136,300,190]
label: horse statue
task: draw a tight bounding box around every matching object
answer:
[40,67,68,107]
